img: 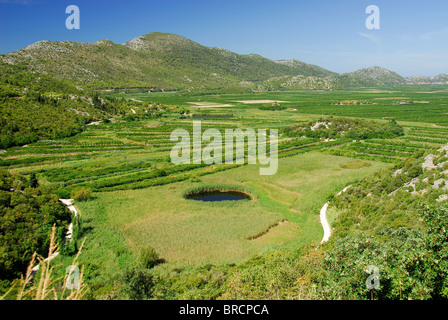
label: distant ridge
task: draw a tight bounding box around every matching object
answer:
[1,32,446,90]
[406,74,448,85]
[335,66,406,87]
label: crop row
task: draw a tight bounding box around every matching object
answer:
[402,136,448,144]
[323,148,402,164]
[62,137,327,191]
[0,153,92,167]
[351,142,417,154]
[365,139,432,150]
[96,164,242,192]
[41,160,157,183]
[342,143,410,158]
[408,127,448,134]
[406,132,448,140]
[3,145,143,156]
[279,140,350,158]
[74,163,208,190]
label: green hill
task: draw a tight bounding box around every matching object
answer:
[0,61,174,149]
[1,32,421,91]
[1,32,337,90]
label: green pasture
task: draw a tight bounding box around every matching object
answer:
[71,151,386,276]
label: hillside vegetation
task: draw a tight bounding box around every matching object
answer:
[4,32,448,92]
[0,61,183,149]
[282,117,404,140]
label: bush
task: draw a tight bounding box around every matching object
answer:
[29,172,39,188]
[71,187,92,202]
[120,267,155,300]
[55,187,71,199]
[139,245,159,269]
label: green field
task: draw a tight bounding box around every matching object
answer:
[72,152,386,270]
[109,85,448,125]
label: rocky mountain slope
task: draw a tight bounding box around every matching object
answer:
[2,32,446,90]
[1,32,336,90]
[334,66,406,87]
[406,74,448,85]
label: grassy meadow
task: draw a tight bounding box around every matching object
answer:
[70,152,385,275]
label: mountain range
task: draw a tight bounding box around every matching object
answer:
[1,32,447,91]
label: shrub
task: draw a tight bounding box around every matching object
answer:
[120,267,155,300]
[139,245,159,269]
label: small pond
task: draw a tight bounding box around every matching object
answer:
[186,191,251,202]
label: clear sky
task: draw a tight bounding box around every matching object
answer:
[0,0,447,77]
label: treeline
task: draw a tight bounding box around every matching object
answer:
[258,102,287,111]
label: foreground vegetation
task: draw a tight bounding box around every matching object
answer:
[0,170,72,283]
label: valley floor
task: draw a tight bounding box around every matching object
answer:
[3,86,448,299]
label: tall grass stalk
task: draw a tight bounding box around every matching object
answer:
[9,225,88,300]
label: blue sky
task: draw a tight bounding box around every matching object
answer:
[0,0,447,76]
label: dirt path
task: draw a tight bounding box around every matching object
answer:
[319,185,351,244]
[319,202,331,244]
[59,199,78,241]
